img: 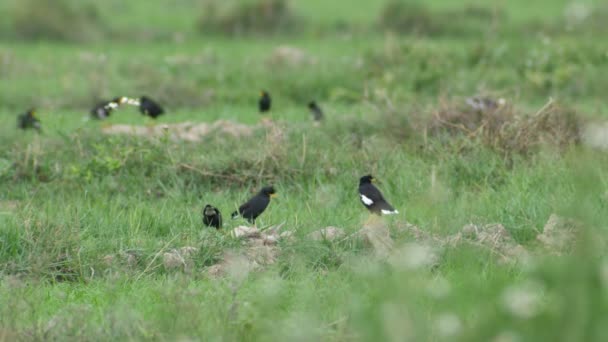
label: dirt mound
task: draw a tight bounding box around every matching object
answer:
[357,221,394,258]
[163,246,199,273]
[454,223,529,263]
[101,120,254,141]
[536,214,579,253]
[398,221,529,264]
[267,46,317,67]
[206,224,291,278]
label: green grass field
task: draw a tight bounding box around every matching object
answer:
[1,0,608,340]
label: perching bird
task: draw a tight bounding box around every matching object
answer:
[359,175,398,215]
[465,96,506,112]
[308,101,324,121]
[202,204,222,229]
[231,186,276,224]
[17,108,41,131]
[259,91,271,113]
[138,96,165,118]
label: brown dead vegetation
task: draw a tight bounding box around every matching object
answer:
[426,98,582,156]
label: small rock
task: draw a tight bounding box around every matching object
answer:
[102,254,115,266]
[459,223,529,263]
[308,226,346,241]
[245,245,279,266]
[163,251,185,271]
[232,226,261,239]
[206,264,224,278]
[536,214,577,253]
[163,247,198,273]
[358,222,394,258]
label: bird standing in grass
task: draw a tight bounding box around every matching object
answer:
[138,96,165,118]
[17,108,41,132]
[308,101,324,122]
[259,91,271,113]
[91,97,126,119]
[231,186,276,224]
[202,204,222,229]
[118,96,164,119]
[359,175,398,215]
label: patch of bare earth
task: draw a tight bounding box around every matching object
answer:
[206,224,291,278]
[267,45,317,67]
[101,120,254,141]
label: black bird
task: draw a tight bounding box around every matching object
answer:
[308,101,324,121]
[138,96,165,118]
[17,108,41,131]
[359,175,398,215]
[259,91,271,113]
[231,186,277,224]
[202,204,222,229]
[91,97,125,119]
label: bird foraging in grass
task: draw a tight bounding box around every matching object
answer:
[231,186,276,224]
[17,108,41,132]
[118,96,164,119]
[259,91,271,113]
[308,101,324,122]
[138,96,164,118]
[91,97,126,119]
[359,175,398,215]
[202,204,222,229]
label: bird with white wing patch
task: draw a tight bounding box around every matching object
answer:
[358,174,398,215]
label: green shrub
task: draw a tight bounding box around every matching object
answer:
[198,0,302,36]
[10,0,104,42]
[378,1,505,36]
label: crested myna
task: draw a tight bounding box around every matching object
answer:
[359,175,398,215]
[231,186,276,224]
[91,97,125,119]
[138,96,164,118]
[308,101,324,121]
[17,108,41,131]
[202,204,222,229]
[259,91,271,113]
